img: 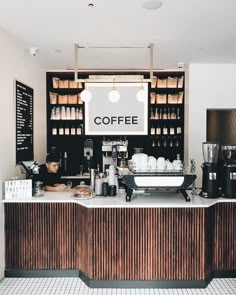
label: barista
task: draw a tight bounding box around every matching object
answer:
[36,153,70,191]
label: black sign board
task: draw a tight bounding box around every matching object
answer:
[16,80,33,163]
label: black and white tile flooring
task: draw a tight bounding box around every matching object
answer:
[0,278,236,295]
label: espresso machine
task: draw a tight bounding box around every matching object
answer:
[221,144,236,198]
[83,139,94,173]
[102,140,128,171]
[201,142,220,198]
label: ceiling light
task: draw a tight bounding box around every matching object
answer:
[142,0,162,10]
[136,86,146,102]
[80,82,92,102]
[108,81,120,103]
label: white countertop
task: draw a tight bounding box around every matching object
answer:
[3,190,236,208]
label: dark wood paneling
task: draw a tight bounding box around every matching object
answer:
[91,207,207,280]
[5,203,80,270]
[5,202,236,281]
[213,202,236,270]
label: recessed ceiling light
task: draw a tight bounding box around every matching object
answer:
[142,0,162,10]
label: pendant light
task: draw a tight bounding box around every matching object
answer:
[80,81,92,102]
[108,79,120,103]
[136,80,146,102]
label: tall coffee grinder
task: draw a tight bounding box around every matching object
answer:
[221,144,236,198]
[201,142,220,198]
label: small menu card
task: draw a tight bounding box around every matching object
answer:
[4,179,32,200]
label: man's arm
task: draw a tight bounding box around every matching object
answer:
[44,183,67,192]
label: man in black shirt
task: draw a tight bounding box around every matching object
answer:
[36,153,70,191]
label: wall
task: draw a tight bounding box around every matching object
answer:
[0,26,46,279]
[189,64,236,187]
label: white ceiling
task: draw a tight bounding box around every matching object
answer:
[0,0,236,71]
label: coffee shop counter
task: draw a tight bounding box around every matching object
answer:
[3,191,236,289]
[3,190,236,207]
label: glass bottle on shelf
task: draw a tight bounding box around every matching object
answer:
[155,108,159,119]
[76,125,82,135]
[152,139,155,147]
[157,137,161,147]
[156,125,161,135]
[59,126,64,135]
[171,107,176,119]
[163,108,167,120]
[65,125,70,135]
[78,108,83,120]
[75,108,79,120]
[70,107,76,120]
[52,125,57,135]
[71,125,76,135]
[150,107,154,119]
[167,107,171,119]
[151,126,155,135]
[163,125,168,135]
[50,107,56,120]
[170,125,175,135]
[177,107,180,120]
[177,126,182,134]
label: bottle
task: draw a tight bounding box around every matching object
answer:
[151,126,155,135]
[171,107,176,119]
[95,175,103,196]
[66,107,71,120]
[76,125,81,135]
[65,125,70,135]
[155,108,159,119]
[108,165,116,186]
[59,126,64,135]
[177,107,180,120]
[64,152,68,174]
[71,125,76,135]
[150,107,154,119]
[52,125,57,135]
[163,108,167,120]
[90,169,96,190]
[170,125,175,135]
[163,125,168,135]
[75,108,79,120]
[156,125,161,135]
[177,126,182,134]
[78,108,83,120]
[70,107,76,120]
[61,106,66,120]
[167,108,171,119]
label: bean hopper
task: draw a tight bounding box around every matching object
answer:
[201,142,220,198]
[221,144,236,198]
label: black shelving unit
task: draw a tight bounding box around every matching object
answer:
[46,71,185,174]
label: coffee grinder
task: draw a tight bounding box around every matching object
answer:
[201,142,220,198]
[221,144,236,198]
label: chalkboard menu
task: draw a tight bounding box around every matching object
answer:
[16,80,33,163]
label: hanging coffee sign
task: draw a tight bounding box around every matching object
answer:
[15,80,34,163]
[85,83,148,135]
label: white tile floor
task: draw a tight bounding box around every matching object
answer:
[0,278,236,295]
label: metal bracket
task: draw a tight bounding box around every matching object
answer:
[74,43,154,83]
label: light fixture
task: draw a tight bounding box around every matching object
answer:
[136,83,146,102]
[74,43,154,83]
[108,80,120,103]
[80,81,92,102]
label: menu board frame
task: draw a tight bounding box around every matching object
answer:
[15,80,34,164]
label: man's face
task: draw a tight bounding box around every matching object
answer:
[46,161,60,173]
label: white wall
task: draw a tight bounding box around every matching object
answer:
[0,26,46,279]
[189,64,236,187]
